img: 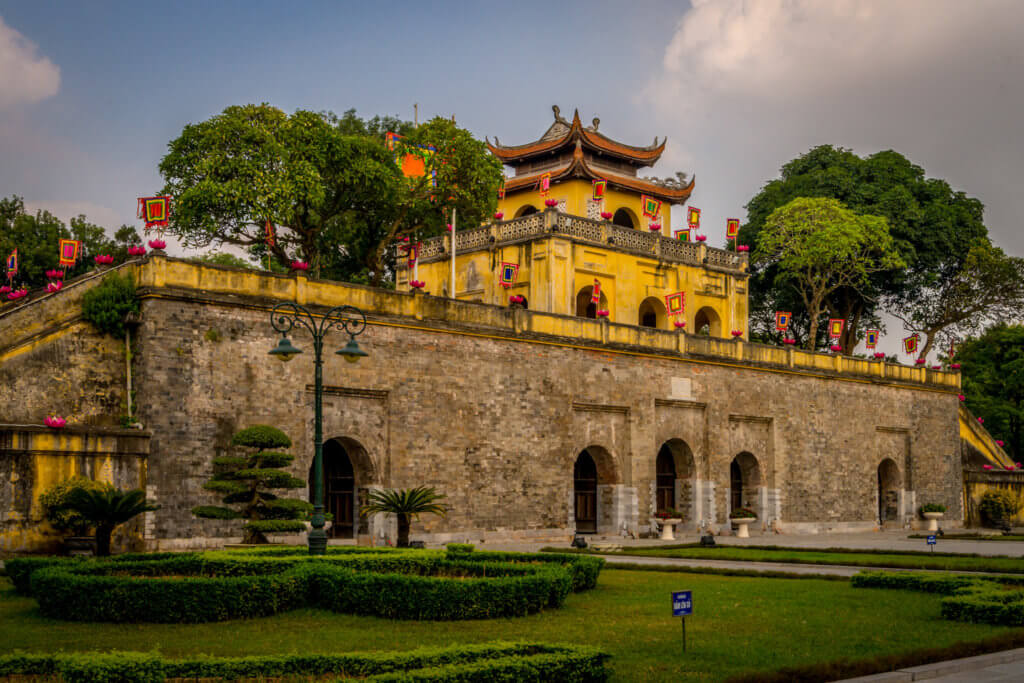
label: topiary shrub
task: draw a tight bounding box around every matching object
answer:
[979,490,1019,527]
[38,477,108,536]
[192,425,306,543]
[80,273,139,338]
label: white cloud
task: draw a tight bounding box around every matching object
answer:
[0,16,60,110]
[645,0,1024,257]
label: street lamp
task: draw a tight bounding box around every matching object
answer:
[268,301,368,554]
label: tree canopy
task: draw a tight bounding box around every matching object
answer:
[159,104,503,286]
[741,146,989,353]
[753,197,903,350]
[957,324,1024,463]
[0,196,141,290]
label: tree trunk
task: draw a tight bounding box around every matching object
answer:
[95,524,114,557]
[396,513,410,548]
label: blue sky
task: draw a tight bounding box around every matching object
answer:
[2,0,1022,267]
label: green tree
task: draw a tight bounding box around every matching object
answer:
[886,242,1024,360]
[742,147,987,352]
[159,105,502,286]
[957,324,1024,463]
[64,485,159,556]
[192,425,308,544]
[754,197,904,350]
[0,196,141,290]
[361,486,448,548]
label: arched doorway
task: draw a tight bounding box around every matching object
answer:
[730,452,760,516]
[575,286,607,318]
[312,438,376,539]
[515,205,539,217]
[657,439,696,522]
[612,208,635,229]
[639,296,667,329]
[574,451,598,533]
[878,459,901,524]
[694,306,721,337]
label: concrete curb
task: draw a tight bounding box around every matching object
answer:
[837,646,1024,681]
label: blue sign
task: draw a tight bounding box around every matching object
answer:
[927,535,937,545]
[672,590,693,617]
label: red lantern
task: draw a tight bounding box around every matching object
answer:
[600,211,613,220]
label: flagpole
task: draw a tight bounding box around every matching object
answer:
[450,207,457,299]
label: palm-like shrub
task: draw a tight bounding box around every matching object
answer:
[192,425,308,543]
[65,486,158,556]
[39,477,108,536]
[361,486,448,547]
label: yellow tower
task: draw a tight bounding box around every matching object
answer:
[401,106,749,338]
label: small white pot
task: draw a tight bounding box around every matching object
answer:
[730,517,756,538]
[923,511,943,532]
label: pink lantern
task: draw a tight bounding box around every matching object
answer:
[1007,466,1015,471]
[544,199,559,208]
[695,235,707,242]
[446,224,453,232]
[43,415,67,429]
[830,344,843,352]
[45,269,64,280]
[983,464,993,470]
[649,223,661,232]
[596,309,609,318]
[732,330,743,338]
[94,254,114,265]
[148,239,167,250]
[290,261,310,271]
[410,280,425,289]
[674,320,686,329]
[914,358,926,365]
[0,286,10,295]
[978,417,985,424]
[958,394,965,401]
[784,338,796,345]
[874,352,886,359]
[127,245,146,256]
[996,440,1004,447]
[494,212,504,220]
[7,289,27,300]
[1017,463,1023,469]
[46,281,62,293]
[932,365,942,370]
[737,245,750,252]
[600,211,613,220]
[951,363,961,369]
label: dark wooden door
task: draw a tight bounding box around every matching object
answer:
[656,447,676,513]
[730,459,743,512]
[324,443,355,538]
[574,452,598,533]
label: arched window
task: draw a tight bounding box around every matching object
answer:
[693,306,721,337]
[575,286,607,318]
[515,205,539,218]
[729,452,760,515]
[638,296,666,329]
[656,447,676,513]
[612,208,635,229]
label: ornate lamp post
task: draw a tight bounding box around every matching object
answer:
[268,302,368,554]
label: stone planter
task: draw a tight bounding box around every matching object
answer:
[730,517,756,538]
[653,517,682,541]
[923,511,943,532]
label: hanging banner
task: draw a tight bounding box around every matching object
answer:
[137,196,171,230]
[687,206,701,228]
[5,249,17,279]
[865,329,880,349]
[265,220,276,247]
[592,179,607,202]
[775,311,791,331]
[828,318,845,339]
[385,132,436,183]
[949,337,956,359]
[673,228,691,242]
[665,291,685,317]
[641,195,662,219]
[498,177,506,200]
[539,172,552,197]
[499,262,519,286]
[726,218,740,239]
[407,242,420,269]
[591,279,601,304]
[58,239,82,267]
[903,334,919,355]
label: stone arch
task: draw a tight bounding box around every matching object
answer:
[572,445,620,535]
[312,437,378,539]
[694,306,721,337]
[877,458,901,524]
[656,439,697,526]
[515,204,539,218]
[575,286,608,318]
[639,296,667,329]
[729,451,761,517]
[612,207,637,229]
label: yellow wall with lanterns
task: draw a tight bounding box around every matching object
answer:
[499,179,674,234]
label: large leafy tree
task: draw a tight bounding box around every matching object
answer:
[887,243,1024,360]
[0,196,140,290]
[159,105,502,286]
[957,324,1024,463]
[753,197,904,350]
[741,146,988,352]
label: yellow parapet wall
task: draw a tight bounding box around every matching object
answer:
[959,403,1014,468]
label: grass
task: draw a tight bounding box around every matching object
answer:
[908,533,1024,542]
[0,569,1016,682]
[589,544,1024,574]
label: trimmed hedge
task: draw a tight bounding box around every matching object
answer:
[17,548,602,623]
[0,642,612,682]
[851,570,1024,627]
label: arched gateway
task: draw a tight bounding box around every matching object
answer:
[312,438,375,539]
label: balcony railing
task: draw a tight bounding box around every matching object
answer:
[409,209,747,273]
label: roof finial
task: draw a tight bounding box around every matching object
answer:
[552,105,568,126]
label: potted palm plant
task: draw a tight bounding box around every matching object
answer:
[361,486,448,548]
[64,485,159,556]
[729,507,757,538]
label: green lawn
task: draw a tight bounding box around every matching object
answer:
[908,534,1024,542]
[0,570,1014,682]
[604,545,1024,574]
